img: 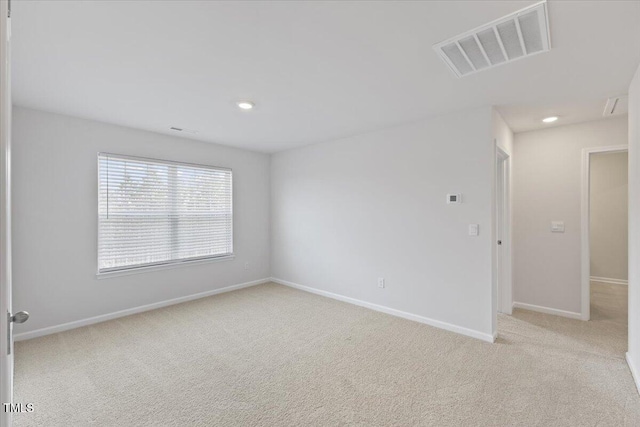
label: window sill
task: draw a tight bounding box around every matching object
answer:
[95,255,235,280]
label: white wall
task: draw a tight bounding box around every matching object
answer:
[590,151,628,281]
[628,63,640,392]
[494,111,514,156]
[11,107,271,334]
[271,107,496,341]
[513,116,628,315]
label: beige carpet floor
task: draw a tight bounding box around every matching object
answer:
[13,281,639,426]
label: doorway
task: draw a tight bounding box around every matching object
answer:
[581,146,629,321]
[496,147,512,316]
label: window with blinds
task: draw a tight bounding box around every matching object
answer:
[98,153,233,273]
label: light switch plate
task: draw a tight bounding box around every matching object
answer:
[469,224,479,236]
[551,221,565,233]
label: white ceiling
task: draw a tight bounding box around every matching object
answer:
[499,98,629,134]
[11,0,640,152]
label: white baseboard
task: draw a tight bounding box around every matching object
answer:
[590,276,628,286]
[14,278,271,342]
[626,353,640,396]
[270,277,495,343]
[512,301,582,320]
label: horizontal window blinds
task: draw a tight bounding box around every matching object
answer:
[98,153,233,273]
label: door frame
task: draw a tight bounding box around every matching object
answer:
[0,0,12,425]
[496,146,513,316]
[580,145,628,321]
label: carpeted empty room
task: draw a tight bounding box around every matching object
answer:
[3,1,640,426]
[12,282,640,426]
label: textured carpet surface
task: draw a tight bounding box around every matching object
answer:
[13,281,639,426]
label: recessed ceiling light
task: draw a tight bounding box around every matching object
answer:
[237,101,254,110]
[542,116,558,123]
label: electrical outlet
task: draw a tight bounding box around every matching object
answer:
[244,261,250,270]
[378,278,385,288]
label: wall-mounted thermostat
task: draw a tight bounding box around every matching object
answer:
[551,221,565,233]
[447,193,462,204]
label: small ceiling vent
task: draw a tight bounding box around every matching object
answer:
[603,95,628,116]
[433,0,550,78]
[170,126,199,135]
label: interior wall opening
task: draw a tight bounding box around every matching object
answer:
[588,150,629,327]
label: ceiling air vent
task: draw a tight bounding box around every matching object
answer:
[603,96,628,117]
[170,126,199,135]
[433,0,550,78]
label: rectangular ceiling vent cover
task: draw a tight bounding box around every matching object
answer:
[603,95,629,116]
[433,0,550,78]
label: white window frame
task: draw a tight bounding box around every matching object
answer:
[96,153,234,277]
